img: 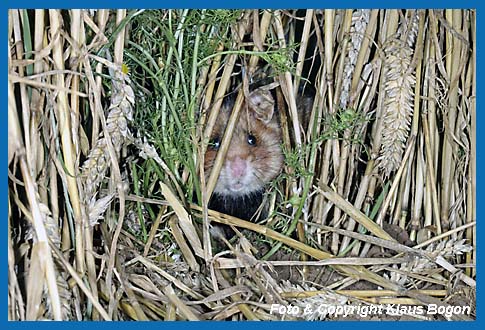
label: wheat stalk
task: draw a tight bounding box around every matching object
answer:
[378,12,419,177]
[340,9,370,108]
[80,65,134,223]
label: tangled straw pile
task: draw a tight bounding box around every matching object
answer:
[8,9,475,320]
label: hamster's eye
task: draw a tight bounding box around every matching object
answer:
[210,137,221,150]
[247,134,257,146]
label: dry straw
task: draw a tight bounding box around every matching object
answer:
[8,9,475,320]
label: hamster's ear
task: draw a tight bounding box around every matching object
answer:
[248,86,276,124]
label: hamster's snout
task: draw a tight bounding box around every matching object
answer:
[223,156,252,193]
[228,157,247,178]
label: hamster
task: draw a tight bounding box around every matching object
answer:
[204,85,284,221]
[204,84,314,225]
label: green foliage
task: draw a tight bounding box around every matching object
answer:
[326,107,368,139]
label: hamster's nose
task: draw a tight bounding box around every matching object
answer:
[229,157,247,178]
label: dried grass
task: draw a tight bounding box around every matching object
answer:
[8,9,475,320]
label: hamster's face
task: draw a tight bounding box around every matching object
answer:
[204,89,284,197]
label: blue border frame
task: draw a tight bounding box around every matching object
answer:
[0,1,479,9]
[2,1,481,328]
